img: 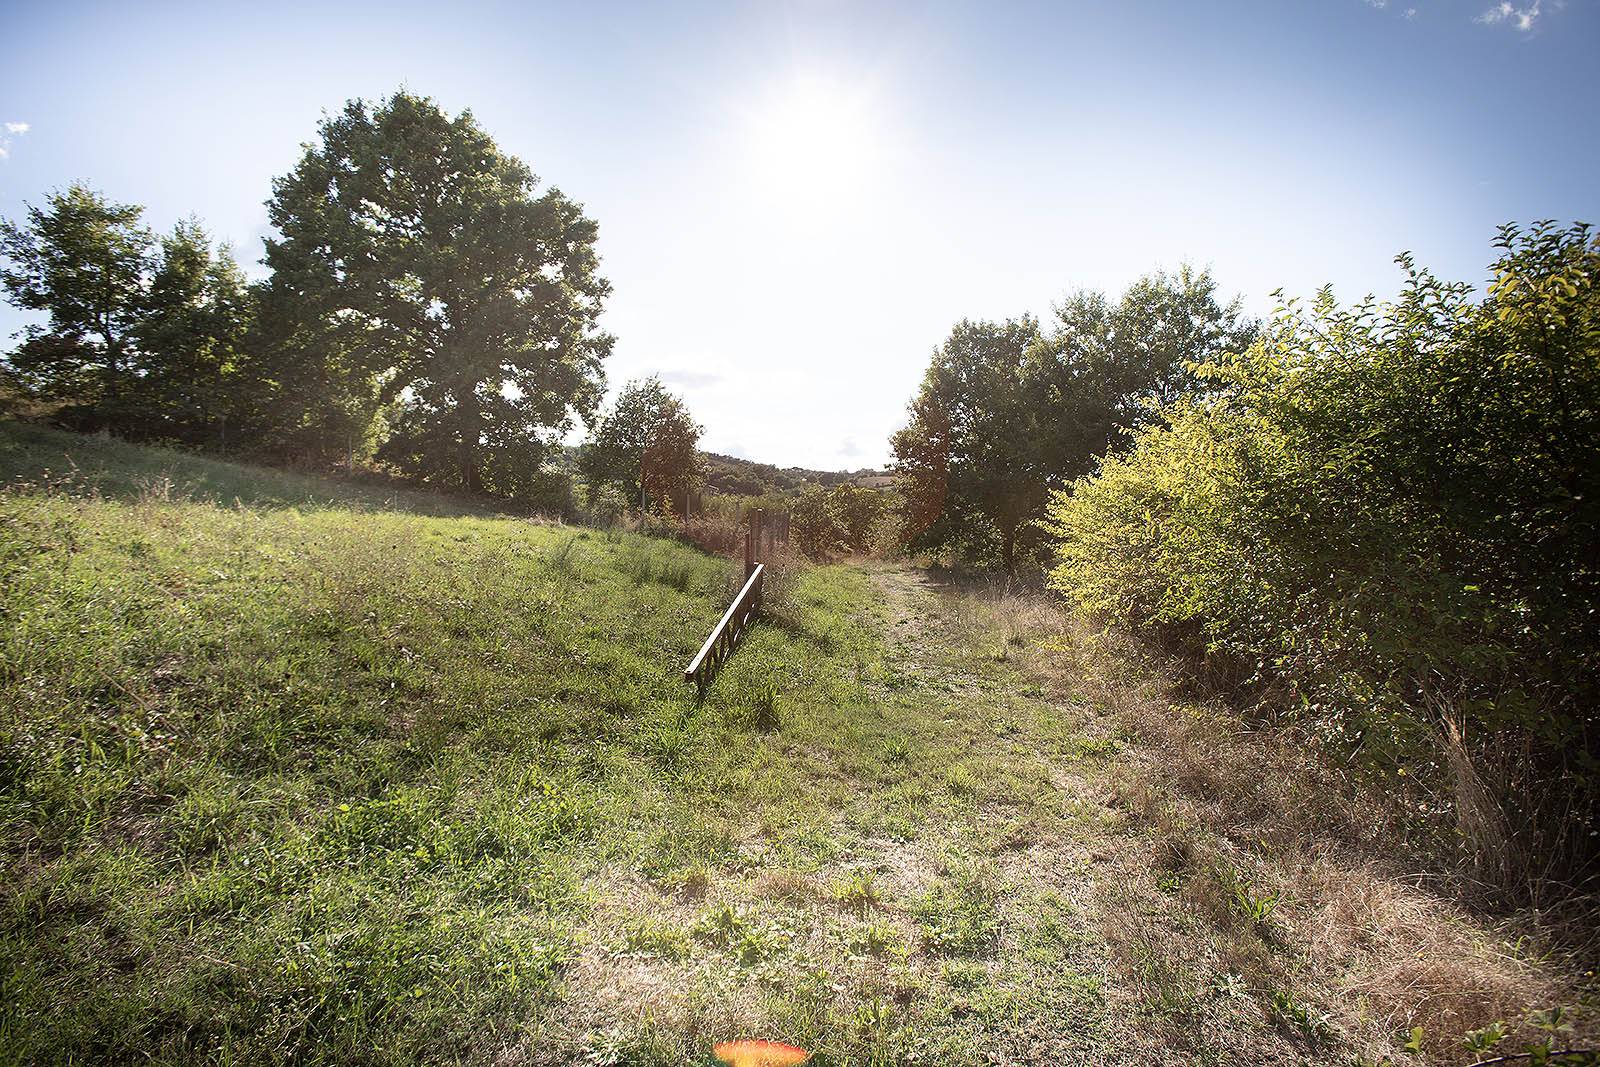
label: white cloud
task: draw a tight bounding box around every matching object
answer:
[1365,1,1419,24]
[0,120,28,159]
[1477,0,1542,30]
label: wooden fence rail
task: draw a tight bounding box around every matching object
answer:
[683,507,775,695]
[684,562,763,695]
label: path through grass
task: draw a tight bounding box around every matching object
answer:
[1,423,1586,1065]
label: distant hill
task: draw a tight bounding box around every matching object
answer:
[700,451,890,496]
[552,443,891,496]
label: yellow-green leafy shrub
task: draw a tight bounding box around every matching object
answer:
[1046,223,1600,897]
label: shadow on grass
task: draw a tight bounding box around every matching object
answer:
[0,420,502,518]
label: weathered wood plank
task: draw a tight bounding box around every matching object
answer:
[685,562,764,694]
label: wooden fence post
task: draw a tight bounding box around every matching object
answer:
[745,508,757,576]
[753,508,765,574]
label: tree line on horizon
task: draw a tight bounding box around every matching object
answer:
[0,91,614,500]
[891,264,1257,574]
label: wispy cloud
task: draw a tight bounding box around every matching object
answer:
[0,120,28,159]
[1476,0,1543,30]
[1362,0,1420,25]
[1368,0,1559,30]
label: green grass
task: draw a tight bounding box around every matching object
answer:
[0,426,731,1062]
[0,418,485,515]
[0,423,1117,1065]
[10,422,1547,1066]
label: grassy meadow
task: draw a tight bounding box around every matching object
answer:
[0,423,1085,1064]
[1,422,1591,1065]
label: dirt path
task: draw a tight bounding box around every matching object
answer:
[843,564,1129,1062]
[854,563,1588,1067]
[538,562,1577,1065]
[863,563,940,653]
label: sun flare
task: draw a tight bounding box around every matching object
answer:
[744,74,882,209]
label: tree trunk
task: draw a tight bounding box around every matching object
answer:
[1000,522,1017,577]
[100,329,121,426]
[457,381,482,494]
[100,258,120,423]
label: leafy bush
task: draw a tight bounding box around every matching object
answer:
[578,481,631,527]
[1045,223,1600,898]
[520,464,579,518]
[790,484,892,559]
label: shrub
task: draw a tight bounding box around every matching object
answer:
[1045,223,1600,899]
[579,482,631,527]
[521,465,579,518]
[790,484,893,560]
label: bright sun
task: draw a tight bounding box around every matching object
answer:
[744,75,882,210]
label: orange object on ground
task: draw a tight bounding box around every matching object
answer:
[712,1039,810,1067]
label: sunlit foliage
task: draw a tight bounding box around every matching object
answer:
[1046,223,1600,895]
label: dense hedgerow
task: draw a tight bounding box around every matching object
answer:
[1045,223,1600,899]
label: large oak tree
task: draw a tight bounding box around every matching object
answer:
[265,91,612,494]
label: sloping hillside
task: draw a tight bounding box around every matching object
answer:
[0,424,733,1060]
[699,451,885,496]
[0,424,986,1064]
[1,424,1587,1066]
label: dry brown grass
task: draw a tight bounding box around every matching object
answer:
[949,584,1598,1064]
[679,514,746,557]
[516,837,957,1066]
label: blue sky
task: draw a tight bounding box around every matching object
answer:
[2,0,1596,468]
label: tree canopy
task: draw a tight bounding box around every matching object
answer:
[264,91,613,494]
[0,185,154,425]
[134,220,254,443]
[891,317,1044,573]
[0,188,258,445]
[580,376,703,513]
[891,268,1255,574]
[1029,265,1257,479]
